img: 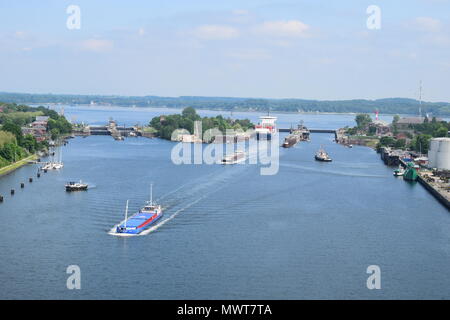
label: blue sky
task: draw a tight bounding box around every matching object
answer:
[0,0,449,101]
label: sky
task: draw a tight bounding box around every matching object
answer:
[0,0,449,101]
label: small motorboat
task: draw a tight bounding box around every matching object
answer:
[393,165,405,177]
[65,180,88,191]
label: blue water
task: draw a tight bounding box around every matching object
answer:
[0,107,449,299]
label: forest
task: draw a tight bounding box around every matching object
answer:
[1,92,449,116]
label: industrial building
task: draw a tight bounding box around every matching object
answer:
[428,137,450,170]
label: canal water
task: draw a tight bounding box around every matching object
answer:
[0,106,449,299]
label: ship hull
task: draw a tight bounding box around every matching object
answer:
[66,186,88,191]
[116,212,163,234]
[315,156,332,162]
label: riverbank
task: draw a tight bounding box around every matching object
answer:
[0,154,38,177]
[417,170,450,210]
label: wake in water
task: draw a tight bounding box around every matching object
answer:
[108,160,250,237]
[281,162,388,178]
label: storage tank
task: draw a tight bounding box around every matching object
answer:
[428,138,450,170]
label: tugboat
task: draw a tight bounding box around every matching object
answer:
[393,164,405,177]
[222,151,246,164]
[116,184,163,235]
[65,180,88,191]
[315,147,332,162]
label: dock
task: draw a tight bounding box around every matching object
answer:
[417,170,450,210]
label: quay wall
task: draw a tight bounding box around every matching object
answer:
[417,175,450,210]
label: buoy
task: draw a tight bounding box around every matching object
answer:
[44,169,47,173]
[37,173,41,178]
[29,178,33,183]
[11,189,15,195]
[21,183,25,188]
[0,195,4,202]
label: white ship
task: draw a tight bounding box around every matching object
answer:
[255,116,277,140]
[222,151,246,165]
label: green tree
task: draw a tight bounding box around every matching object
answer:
[434,127,448,137]
[50,128,60,141]
[21,134,38,153]
[355,114,372,128]
[181,107,200,121]
[379,136,396,147]
[412,134,432,154]
[394,139,406,149]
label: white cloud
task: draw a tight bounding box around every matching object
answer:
[429,34,450,46]
[81,39,113,52]
[192,25,239,40]
[226,49,271,60]
[253,20,310,38]
[14,31,27,39]
[232,9,249,16]
[414,17,442,32]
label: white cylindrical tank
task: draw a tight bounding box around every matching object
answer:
[428,138,450,170]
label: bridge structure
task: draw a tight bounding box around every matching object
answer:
[278,128,338,139]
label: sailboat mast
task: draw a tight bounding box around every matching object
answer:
[124,200,129,228]
[150,183,153,205]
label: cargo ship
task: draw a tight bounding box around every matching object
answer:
[255,116,277,140]
[116,184,163,234]
[282,135,300,148]
[222,151,246,164]
[282,122,310,148]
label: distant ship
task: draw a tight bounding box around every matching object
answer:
[116,184,163,234]
[393,165,405,177]
[255,116,277,140]
[65,180,88,191]
[222,151,246,164]
[315,147,332,162]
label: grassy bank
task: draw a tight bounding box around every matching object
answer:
[0,154,38,177]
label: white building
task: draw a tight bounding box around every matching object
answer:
[428,138,450,170]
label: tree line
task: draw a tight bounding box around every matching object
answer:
[1,92,450,116]
[0,102,72,168]
[149,107,253,141]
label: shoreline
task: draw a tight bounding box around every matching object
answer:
[0,154,38,177]
[29,103,403,117]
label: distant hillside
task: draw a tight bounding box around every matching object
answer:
[1,92,449,116]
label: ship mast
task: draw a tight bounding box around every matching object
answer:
[150,183,153,206]
[124,200,129,228]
